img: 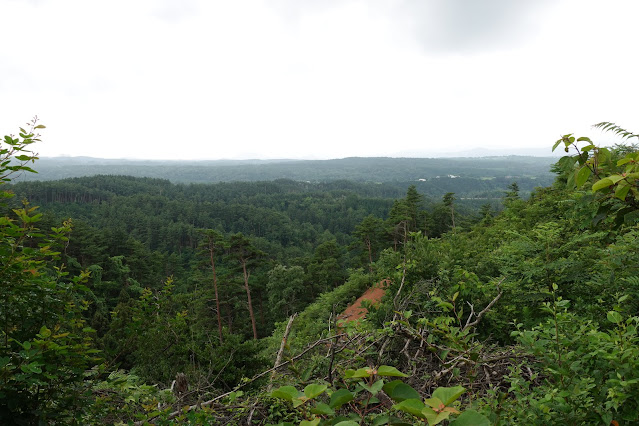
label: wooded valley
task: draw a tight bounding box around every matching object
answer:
[2,121,639,425]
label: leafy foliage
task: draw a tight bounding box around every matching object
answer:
[0,120,99,423]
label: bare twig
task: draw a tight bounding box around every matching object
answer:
[267,313,296,392]
[463,278,505,332]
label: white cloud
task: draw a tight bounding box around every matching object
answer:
[0,0,637,160]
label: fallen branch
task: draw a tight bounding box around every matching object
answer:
[267,313,297,392]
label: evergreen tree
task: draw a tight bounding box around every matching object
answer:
[228,233,264,339]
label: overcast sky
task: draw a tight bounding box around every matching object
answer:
[1,0,637,160]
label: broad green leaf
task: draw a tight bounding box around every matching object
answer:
[377,366,409,377]
[304,383,327,399]
[329,388,354,409]
[552,139,562,152]
[576,136,592,142]
[271,385,299,401]
[607,311,623,324]
[437,301,454,311]
[592,178,613,191]
[292,397,308,408]
[372,414,390,426]
[597,146,611,161]
[608,174,625,184]
[432,386,465,405]
[300,418,320,426]
[422,406,451,425]
[310,402,334,415]
[618,157,633,166]
[424,397,444,409]
[393,398,426,419]
[345,367,373,378]
[27,363,42,374]
[450,410,491,426]
[334,422,360,426]
[575,166,592,187]
[359,379,384,395]
[39,326,51,338]
[383,380,420,402]
[615,183,631,200]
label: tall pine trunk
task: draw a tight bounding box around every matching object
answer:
[208,244,223,344]
[242,259,258,339]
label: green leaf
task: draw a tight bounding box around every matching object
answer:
[377,366,409,377]
[39,326,51,338]
[450,410,491,425]
[608,174,625,184]
[576,136,592,142]
[552,139,562,152]
[345,367,373,379]
[617,157,633,166]
[360,379,384,395]
[334,422,360,426]
[300,419,321,426]
[372,414,391,426]
[615,183,631,200]
[592,178,613,191]
[27,363,42,374]
[304,383,327,399]
[383,380,420,402]
[575,166,592,187]
[329,388,354,409]
[437,301,454,311]
[271,385,299,401]
[393,398,426,419]
[607,311,623,324]
[292,397,307,408]
[432,386,465,405]
[422,406,451,425]
[423,397,444,409]
[310,402,335,415]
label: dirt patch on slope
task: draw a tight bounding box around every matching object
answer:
[337,279,389,323]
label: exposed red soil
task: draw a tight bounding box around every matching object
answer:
[337,279,389,323]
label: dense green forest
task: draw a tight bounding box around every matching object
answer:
[2,121,639,425]
[15,156,555,200]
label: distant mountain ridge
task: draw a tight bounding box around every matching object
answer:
[16,155,557,184]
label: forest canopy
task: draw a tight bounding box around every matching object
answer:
[2,120,639,424]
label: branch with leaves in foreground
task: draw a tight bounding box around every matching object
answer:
[553,121,639,226]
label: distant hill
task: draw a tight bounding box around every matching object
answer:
[15,156,557,184]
